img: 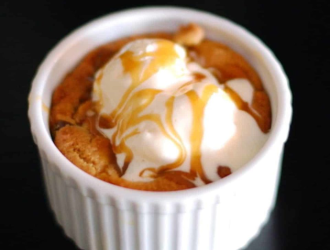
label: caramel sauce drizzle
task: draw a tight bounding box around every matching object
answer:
[99,40,188,176]
[223,86,267,133]
[93,70,104,112]
[96,39,267,184]
[186,84,219,184]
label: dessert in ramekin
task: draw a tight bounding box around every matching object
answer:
[50,22,271,191]
[28,7,292,250]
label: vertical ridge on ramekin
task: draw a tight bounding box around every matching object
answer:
[213,202,230,249]
[39,151,53,206]
[190,210,198,250]
[136,211,148,250]
[84,196,100,250]
[128,209,138,250]
[157,213,169,250]
[45,165,56,212]
[133,210,141,250]
[49,169,61,223]
[39,152,55,210]
[67,186,80,244]
[57,175,72,238]
[150,212,158,250]
[68,185,87,249]
[117,209,136,250]
[208,204,217,250]
[170,213,178,250]
[62,185,74,239]
[176,212,189,250]
[98,203,119,250]
[198,206,213,250]
[113,206,122,250]
[54,174,64,224]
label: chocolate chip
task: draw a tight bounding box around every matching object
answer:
[54,120,72,131]
[217,166,232,178]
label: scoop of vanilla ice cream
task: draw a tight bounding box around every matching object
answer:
[92,39,268,184]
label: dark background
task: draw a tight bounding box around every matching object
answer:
[1,0,329,249]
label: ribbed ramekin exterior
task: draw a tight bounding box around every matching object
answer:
[36,142,284,250]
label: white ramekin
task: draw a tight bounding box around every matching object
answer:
[28,6,292,250]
